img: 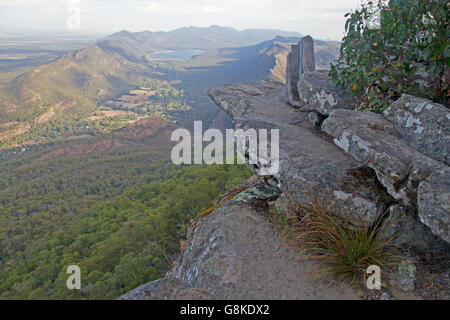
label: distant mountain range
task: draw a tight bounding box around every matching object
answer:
[103,25,302,51]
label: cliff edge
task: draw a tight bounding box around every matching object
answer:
[122,36,449,300]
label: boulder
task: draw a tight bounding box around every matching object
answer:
[286,36,315,107]
[384,94,450,165]
[418,167,450,243]
[323,109,449,243]
[297,70,357,115]
[322,109,444,209]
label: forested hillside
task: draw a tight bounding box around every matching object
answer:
[0,117,252,299]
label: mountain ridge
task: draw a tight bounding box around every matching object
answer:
[103,25,302,51]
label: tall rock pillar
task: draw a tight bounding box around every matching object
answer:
[286,35,315,107]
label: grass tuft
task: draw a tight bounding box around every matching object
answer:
[278,198,400,289]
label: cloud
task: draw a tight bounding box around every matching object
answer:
[0,0,63,4]
[201,5,227,13]
[135,1,160,12]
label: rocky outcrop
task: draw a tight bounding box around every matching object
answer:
[321,103,449,244]
[209,76,449,245]
[285,35,356,115]
[208,80,391,226]
[286,36,315,107]
[322,109,444,209]
[210,36,450,245]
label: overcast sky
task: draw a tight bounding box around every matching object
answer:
[0,0,363,40]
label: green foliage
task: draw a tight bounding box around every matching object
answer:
[0,145,251,299]
[276,199,398,289]
[330,0,449,113]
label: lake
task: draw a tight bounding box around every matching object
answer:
[148,50,204,61]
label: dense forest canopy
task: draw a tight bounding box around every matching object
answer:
[0,147,251,299]
[0,117,252,299]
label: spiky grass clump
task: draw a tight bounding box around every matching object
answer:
[285,199,399,289]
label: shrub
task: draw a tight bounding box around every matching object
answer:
[282,199,399,289]
[330,0,449,113]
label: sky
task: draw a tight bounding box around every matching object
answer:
[0,0,364,40]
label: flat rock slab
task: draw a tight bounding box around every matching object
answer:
[209,80,305,127]
[208,80,391,225]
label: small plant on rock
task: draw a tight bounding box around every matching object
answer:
[282,198,399,289]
